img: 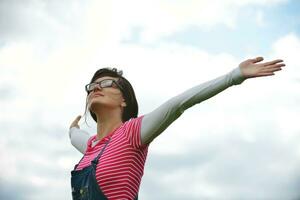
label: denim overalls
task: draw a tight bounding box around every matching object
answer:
[70,138,138,200]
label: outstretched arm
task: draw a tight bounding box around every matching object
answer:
[140,57,285,145]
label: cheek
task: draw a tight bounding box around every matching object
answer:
[105,90,123,100]
[108,95,123,104]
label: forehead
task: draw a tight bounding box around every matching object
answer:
[94,76,118,83]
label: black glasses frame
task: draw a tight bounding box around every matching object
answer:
[85,79,123,94]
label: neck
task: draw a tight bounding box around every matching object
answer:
[95,107,123,141]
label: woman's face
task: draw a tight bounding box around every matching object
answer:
[87,76,126,112]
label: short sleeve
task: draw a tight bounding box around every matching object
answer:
[123,115,148,149]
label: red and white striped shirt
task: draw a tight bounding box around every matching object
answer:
[75,116,148,200]
[70,67,246,199]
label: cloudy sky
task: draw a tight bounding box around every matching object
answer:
[0,0,300,199]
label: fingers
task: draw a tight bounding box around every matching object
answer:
[70,115,82,129]
[260,62,285,74]
[257,63,285,77]
[263,59,284,66]
[260,67,282,75]
[74,115,82,123]
[256,72,275,77]
[263,63,285,69]
[251,57,264,63]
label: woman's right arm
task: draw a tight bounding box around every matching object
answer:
[69,115,90,154]
[140,57,285,145]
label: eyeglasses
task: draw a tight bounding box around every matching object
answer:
[85,79,123,93]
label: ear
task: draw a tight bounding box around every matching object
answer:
[121,99,127,107]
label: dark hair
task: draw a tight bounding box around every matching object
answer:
[83,67,138,123]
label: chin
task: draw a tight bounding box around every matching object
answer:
[89,99,104,109]
[89,99,114,110]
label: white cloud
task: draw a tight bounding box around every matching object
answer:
[255,10,266,27]
[272,33,300,80]
[2,32,300,199]
[0,0,299,199]
[100,0,288,43]
[0,0,288,45]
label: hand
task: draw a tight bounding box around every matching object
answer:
[69,115,82,129]
[239,57,285,79]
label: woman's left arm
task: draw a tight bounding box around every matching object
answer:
[69,115,90,154]
[140,57,285,145]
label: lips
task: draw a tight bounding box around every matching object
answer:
[92,93,104,98]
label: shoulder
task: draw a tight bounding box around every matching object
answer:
[123,115,145,128]
[121,115,147,149]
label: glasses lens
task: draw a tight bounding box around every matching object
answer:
[86,83,94,93]
[100,80,113,88]
[86,79,119,93]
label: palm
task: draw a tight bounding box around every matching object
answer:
[239,57,285,79]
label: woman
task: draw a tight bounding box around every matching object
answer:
[69,57,285,200]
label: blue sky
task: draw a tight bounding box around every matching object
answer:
[0,0,300,199]
[123,0,300,56]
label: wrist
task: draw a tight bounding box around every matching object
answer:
[231,67,246,85]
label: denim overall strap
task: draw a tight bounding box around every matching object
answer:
[91,138,111,165]
[71,138,111,200]
[73,137,111,171]
[71,137,139,200]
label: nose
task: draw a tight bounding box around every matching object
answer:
[93,83,102,92]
